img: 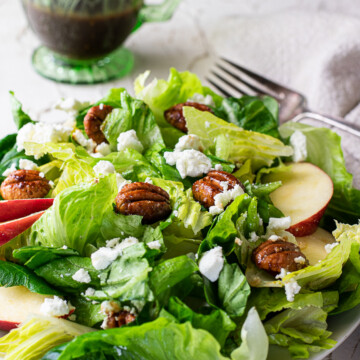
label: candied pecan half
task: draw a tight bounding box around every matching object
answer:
[84,105,113,144]
[192,170,245,209]
[0,170,51,200]
[115,182,171,224]
[164,102,213,133]
[106,310,136,329]
[252,238,309,276]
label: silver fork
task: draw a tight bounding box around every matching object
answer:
[207,58,360,138]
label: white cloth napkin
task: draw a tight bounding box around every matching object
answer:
[206,10,360,124]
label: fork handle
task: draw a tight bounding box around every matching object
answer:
[292,111,360,138]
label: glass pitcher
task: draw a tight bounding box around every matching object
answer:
[21,0,181,84]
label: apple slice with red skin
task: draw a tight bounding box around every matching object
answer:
[296,227,335,266]
[0,286,53,330]
[0,211,44,245]
[263,162,334,237]
[0,198,54,223]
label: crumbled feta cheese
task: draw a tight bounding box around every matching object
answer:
[95,142,112,157]
[325,242,339,254]
[199,246,224,282]
[72,268,91,283]
[117,130,143,153]
[147,240,161,250]
[249,232,259,242]
[214,164,223,171]
[284,279,301,302]
[268,235,280,241]
[275,268,289,280]
[205,121,211,129]
[40,296,74,317]
[53,98,90,115]
[17,122,74,153]
[62,245,68,249]
[164,149,212,179]
[91,237,139,270]
[93,160,115,176]
[19,159,37,170]
[267,217,291,231]
[174,134,203,152]
[235,237,243,246]
[2,163,17,176]
[290,130,307,162]
[73,129,97,153]
[106,238,121,248]
[91,152,103,158]
[39,172,45,178]
[209,184,244,215]
[144,177,153,184]
[84,287,95,297]
[116,237,139,250]
[91,247,119,270]
[220,181,229,191]
[99,103,104,110]
[173,210,179,217]
[294,256,306,264]
[187,93,215,107]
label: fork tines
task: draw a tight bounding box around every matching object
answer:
[207,57,287,100]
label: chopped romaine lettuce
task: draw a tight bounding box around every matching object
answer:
[184,106,293,170]
[0,315,93,360]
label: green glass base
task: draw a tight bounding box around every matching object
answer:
[32,46,134,84]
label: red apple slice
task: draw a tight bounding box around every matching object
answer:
[0,198,54,223]
[263,162,333,237]
[0,211,44,245]
[0,286,52,330]
[296,228,335,265]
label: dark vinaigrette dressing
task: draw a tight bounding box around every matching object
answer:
[23,2,141,59]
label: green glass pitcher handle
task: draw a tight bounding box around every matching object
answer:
[133,0,182,31]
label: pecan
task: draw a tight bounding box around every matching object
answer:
[84,105,113,144]
[252,238,309,276]
[0,170,51,200]
[164,102,213,133]
[115,182,171,224]
[106,310,136,329]
[192,170,245,209]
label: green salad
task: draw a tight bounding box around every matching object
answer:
[0,68,359,360]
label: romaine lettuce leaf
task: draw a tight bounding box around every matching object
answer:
[102,91,165,151]
[0,260,60,296]
[42,317,228,360]
[213,96,280,138]
[13,246,79,270]
[184,107,293,170]
[0,315,93,360]
[135,68,222,148]
[265,306,336,359]
[9,91,35,130]
[164,296,236,347]
[283,222,360,290]
[231,307,268,360]
[331,241,360,314]
[218,262,251,317]
[30,175,118,254]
